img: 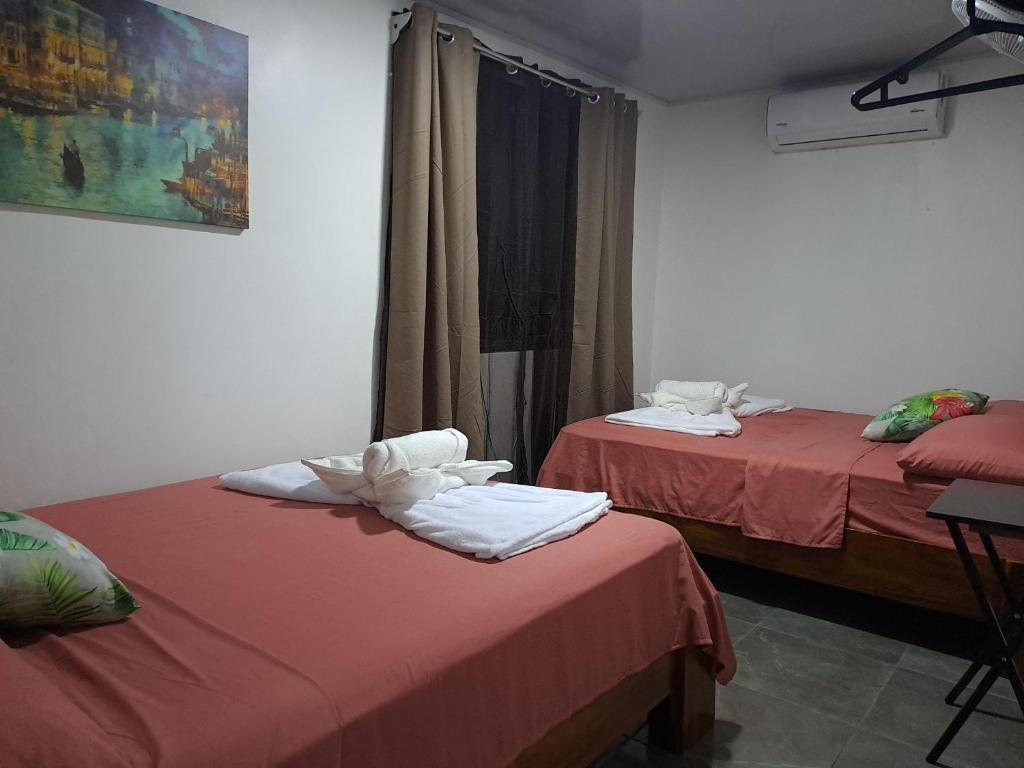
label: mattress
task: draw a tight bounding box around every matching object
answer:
[0,478,735,768]
[538,410,1024,560]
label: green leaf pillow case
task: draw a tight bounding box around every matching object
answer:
[0,510,139,628]
[862,389,989,443]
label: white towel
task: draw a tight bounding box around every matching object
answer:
[302,455,513,506]
[655,380,727,401]
[642,381,749,415]
[377,483,612,560]
[362,429,468,480]
[606,406,742,437]
[734,395,793,418]
[643,390,724,415]
[219,462,361,505]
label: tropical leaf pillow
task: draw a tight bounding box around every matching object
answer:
[862,389,989,443]
[0,510,139,628]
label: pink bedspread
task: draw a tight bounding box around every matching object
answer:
[539,409,873,548]
[743,411,878,547]
[538,410,1024,559]
[1,478,734,768]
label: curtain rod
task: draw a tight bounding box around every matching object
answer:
[436,24,602,104]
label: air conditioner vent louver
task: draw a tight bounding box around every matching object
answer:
[952,0,1024,63]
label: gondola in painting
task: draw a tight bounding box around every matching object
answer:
[0,0,248,228]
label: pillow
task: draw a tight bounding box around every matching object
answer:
[0,510,139,628]
[861,389,989,442]
[896,400,1024,485]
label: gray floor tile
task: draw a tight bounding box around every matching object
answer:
[861,668,1024,768]
[615,738,795,768]
[833,729,972,768]
[725,616,757,644]
[612,738,686,767]
[733,627,895,724]
[759,607,907,665]
[703,682,855,767]
[899,645,1018,703]
[718,592,773,625]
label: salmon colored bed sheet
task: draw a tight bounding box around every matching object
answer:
[0,478,734,768]
[538,410,1024,560]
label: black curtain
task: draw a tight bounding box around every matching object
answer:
[476,56,580,483]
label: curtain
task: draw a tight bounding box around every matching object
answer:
[375,5,486,457]
[567,90,639,423]
[476,56,580,483]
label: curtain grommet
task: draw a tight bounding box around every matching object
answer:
[440,30,455,44]
[506,63,519,75]
[587,92,600,104]
[566,86,577,98]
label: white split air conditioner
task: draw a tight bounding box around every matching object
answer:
[767,71,946,153]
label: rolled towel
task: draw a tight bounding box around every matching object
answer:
[641,390,720,414]
[655,380,728,402]
[362,428,469,479]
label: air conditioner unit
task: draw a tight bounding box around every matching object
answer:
[767,71,946,153]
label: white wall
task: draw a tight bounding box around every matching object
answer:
[1,0,669,508]
[650,56,1024,415]
[0,0,397,508]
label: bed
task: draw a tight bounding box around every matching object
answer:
[538,408,1024,619]
[0,477,735,768]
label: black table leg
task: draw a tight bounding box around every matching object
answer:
[927,521,1024,765]
[928,663,1008,764]
[946,532,1024,707]
[979,533,1024,712]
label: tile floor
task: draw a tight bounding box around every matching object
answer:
[592,557,1023,768]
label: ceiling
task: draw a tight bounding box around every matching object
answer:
[435,0,992,103]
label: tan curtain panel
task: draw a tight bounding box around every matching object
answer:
[379,5,485,456]
[567,90,639,423]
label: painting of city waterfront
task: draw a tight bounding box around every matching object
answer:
[0,0,248,228]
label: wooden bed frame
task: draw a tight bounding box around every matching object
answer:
[625,508,1024,620]
[511,646,717,768]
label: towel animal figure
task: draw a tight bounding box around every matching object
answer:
[300,430,512,507]
[221,429,608,559]
[640,380,749,415]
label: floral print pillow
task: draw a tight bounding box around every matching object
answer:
[862,389,989,443]
[0,510,139,628]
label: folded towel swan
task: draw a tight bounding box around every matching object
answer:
[639,380,749,415]
[637,380,791,422]
[220,429,607,559]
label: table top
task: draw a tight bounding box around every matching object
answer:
[927,478,1024,539]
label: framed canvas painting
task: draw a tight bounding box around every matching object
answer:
[0,0,248,228]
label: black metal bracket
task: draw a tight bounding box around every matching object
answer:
[852,0,1024,111]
